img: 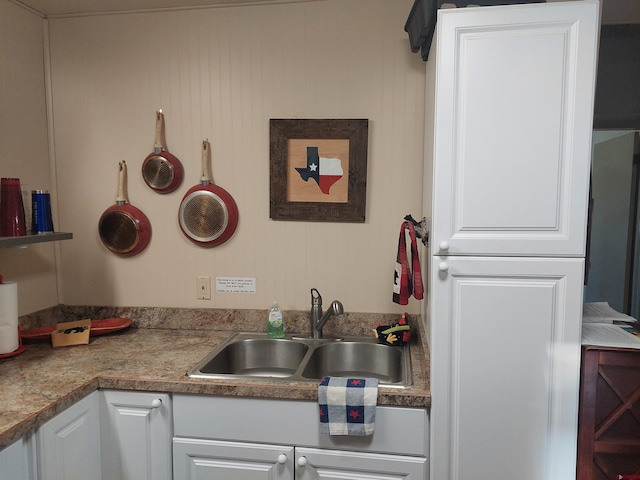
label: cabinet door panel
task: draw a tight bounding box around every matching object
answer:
[295,447,426,480]
[0,434,36,480]
[429,256,583,480]
[37,391,101,480]
[431,1,598,256]
[173,438,294,480]
[100,390,172,480]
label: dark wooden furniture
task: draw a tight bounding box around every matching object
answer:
[577,346,640,479]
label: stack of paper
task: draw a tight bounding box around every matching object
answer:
[581,302,640,348]
[582,302,636,324]
[582,323,640,349]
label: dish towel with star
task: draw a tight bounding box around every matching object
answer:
[318,376,379,436]
[393,220,424,305]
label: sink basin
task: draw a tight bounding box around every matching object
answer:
[300,342,405,384]
[188,332,412,388]
[196,338,309,377]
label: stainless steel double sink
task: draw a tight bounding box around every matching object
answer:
[188,332,412,388]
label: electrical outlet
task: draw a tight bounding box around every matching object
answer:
[197,276,211,300]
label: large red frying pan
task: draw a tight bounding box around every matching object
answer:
[178,139,238,247]
[99,161,152,257]
[142,109,183,194]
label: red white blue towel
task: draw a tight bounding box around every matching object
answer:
[318,376,379,436]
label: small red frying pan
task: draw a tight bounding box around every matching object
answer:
[142,109,184,194]
[99,161,152,257]
[178,139,238,247]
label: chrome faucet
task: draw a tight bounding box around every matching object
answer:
[310,288,344,339]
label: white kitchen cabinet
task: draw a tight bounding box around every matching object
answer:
[430,256,584,479]
[429,1,598,258]
[172,394,428,480]
[99,390,172,480]
[36,391,101,480]
[173,438,294,480]
[173,439,426,480]
[0,433,36,480]
[424,1,599,479]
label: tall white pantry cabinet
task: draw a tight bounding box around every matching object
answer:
[422,1,599,479]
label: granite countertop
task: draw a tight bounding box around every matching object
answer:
[0,320,430,450]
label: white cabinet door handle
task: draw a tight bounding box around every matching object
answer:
[439,241,450,251]
[438,262,449,272]
[151,398,162,408]
[277,454,287,464]
[297,456,308,467]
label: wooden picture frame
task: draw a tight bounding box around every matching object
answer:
[269,119,368,222]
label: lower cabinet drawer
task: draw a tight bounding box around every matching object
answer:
[172,394,429,457]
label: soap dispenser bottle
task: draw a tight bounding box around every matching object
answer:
[267,301,285,338]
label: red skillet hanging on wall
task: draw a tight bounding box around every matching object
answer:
[99,161,152,257]
[178,139,238,247]
[141,109,184,194]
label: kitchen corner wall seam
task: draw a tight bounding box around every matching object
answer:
[42,18,64,305]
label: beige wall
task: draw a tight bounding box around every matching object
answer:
[0,1,60,315]
[5,0,426,315]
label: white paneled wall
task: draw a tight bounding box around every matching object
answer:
[20,0,425,313]
[0,1,59,314]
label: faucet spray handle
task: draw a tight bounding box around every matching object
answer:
[329,300,344,316]
[311,288,322,307]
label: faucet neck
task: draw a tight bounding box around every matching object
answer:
[310,288,323,339]
[311,288,322,309]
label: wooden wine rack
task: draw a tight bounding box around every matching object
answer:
[577,346,640,479]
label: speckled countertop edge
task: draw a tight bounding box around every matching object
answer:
[0,307,430,450]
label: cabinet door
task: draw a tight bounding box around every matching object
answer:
[37,391,101,480]
[100,390,172,480]
[429,256,583,480]
[0,434,36,480]
[430,1,598,257]
[295,447,426,479]
[173,438,294,480]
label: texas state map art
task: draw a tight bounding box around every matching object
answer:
[269,118,367,222]
[287,138,349,204]
[295,146,343,195]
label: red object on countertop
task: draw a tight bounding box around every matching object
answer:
[20,318,132,341]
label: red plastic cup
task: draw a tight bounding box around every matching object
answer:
[0,178,27,237]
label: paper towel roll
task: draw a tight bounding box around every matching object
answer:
[0,281,19,354]
[0,326,19,354]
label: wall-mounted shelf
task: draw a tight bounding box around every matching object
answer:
[0,232,72,248]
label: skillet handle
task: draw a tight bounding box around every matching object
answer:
[154,109,167,153]
[115,161,129,204]
[201,139,212,185]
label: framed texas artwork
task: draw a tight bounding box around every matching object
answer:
[269,119,368,222]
